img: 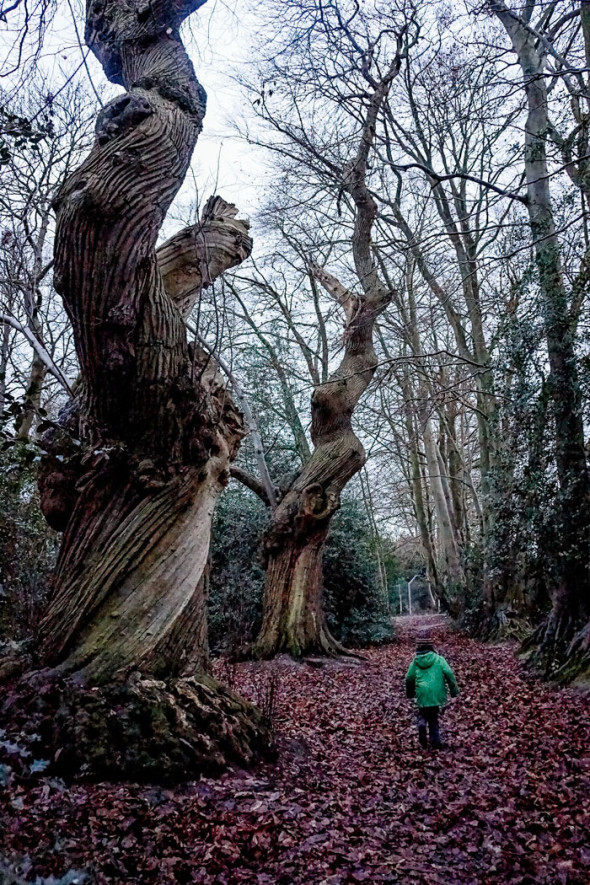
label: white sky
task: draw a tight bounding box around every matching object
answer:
[0,0,269,218]
[177,1,269,219]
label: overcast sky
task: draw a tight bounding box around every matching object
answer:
[178,0,269,219]
[0,0,270,220]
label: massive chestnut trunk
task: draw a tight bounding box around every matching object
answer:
[1,0,271,780]
[254,284,385,657]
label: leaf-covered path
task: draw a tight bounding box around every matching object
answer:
[1,617,589,884]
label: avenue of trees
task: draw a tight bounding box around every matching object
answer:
[1,0,590,779]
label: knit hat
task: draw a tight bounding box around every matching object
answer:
[415,627,434,651]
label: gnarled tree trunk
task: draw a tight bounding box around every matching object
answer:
[253,267,390,658]
[2,0,271,781]
[253,51,400,656]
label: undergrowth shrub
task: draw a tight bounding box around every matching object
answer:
[0,443,58,642]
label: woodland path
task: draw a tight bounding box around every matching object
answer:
[1,616,589,884]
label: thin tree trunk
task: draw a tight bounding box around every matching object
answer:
[16,352,46,440]
[360,468,389,606]
[231,285,312,464]
[193,331,279,510]
[420,405,464,599]
[0,317,10,417]
[404,261,465,601]
[16,210,51,440]
[442,398,467,543]
[380,333,441,600]
[405,387,440,599]
[385,197,497,608]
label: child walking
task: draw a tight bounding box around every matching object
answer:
[405,631,459,750]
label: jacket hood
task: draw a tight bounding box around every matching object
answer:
[415,651,437,669]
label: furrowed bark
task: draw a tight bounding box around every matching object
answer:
[2,0,271,780]
[40,26,250,675]
[252,300,376,658]
[253,56,399,658]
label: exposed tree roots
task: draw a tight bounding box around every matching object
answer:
[0,670,273,784]
[477,606,532,643]
[251,622,350,661]
[520,611,590,684]
[554,620,590,685]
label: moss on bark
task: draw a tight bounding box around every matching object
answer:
[1,670,272,784]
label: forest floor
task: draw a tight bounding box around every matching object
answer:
[1,615,589,885]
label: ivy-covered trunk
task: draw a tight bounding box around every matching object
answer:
[1,0,270,781]
[492,2,590,675]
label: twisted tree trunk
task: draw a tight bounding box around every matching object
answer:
[253,51,402,658]
[2,0,271,781]
[253,267,390,658]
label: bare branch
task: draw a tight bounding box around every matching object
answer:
[0,313,73,394]
[309,262,359,324]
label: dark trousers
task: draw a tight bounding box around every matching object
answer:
[417,706,442,748]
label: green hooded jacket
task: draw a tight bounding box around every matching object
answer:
[405,651,459,708]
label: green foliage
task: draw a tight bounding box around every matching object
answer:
[323,496,394,646]
[0,443,58,641]
[478,310,557,631]
[208,484,268,655]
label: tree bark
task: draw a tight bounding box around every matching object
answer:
[0,314,10,417]
[253,279,386,657]
[2,0,272,780]
[16,352,46,440]
[492,1,590,673]
[403,257,465,602]
[379,328,443,601]
[359,468,389,606]
[15,209,51,440]
[406,400,440,600]
[253,52,403,657]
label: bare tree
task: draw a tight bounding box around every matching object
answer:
[225,0,416,656]
[0,84,92,437]
[2,0,270,780]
